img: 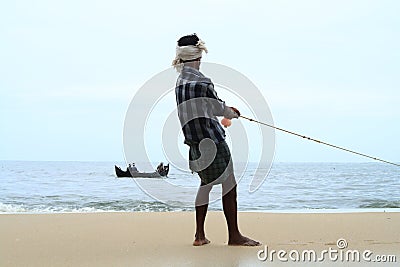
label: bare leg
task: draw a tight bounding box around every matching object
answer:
[222,175,261,246]
[193,183,212,246]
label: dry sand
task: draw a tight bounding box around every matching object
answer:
[1,212,399,266]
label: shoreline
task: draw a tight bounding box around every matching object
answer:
[1,208,400,215]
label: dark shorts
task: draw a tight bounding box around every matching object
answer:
[189,140,234,185]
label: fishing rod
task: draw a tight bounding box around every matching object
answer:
[240,115,400,167]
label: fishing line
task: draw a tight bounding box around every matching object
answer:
[240,115,400,167]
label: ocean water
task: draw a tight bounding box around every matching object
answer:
[0,161,399,213]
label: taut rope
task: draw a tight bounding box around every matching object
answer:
[240,115,400,167]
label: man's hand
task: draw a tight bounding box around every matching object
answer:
[224,106,240,119]
[230,107,241,117]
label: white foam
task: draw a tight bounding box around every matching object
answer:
[0,203,113,214]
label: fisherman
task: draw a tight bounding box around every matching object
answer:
[173,34,260,246]
[128,163,138,173]
[156,162,164,173]
[163,163,169,174]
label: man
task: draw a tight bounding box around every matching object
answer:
[173,34,260,246]
[156,162,164,173]
[131,163,138,172]
[128,163,138,173]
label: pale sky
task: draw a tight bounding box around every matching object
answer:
[1,0,399,163]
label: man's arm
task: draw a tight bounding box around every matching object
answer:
[206,83,240,119]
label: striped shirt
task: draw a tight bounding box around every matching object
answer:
[175,66,226,145]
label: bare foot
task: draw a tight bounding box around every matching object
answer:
[228,235,261,246]
[193,237,210,246]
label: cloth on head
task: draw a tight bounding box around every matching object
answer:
[172,39,208,72]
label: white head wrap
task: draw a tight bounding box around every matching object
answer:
[172,39,208,72]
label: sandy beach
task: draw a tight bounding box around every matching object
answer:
[1,212,399,266]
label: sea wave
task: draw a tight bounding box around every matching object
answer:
[2,161,399,213]
[358,199,400,209]
[0,201,193,214]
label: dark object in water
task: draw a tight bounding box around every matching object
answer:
[114,164,169,178]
